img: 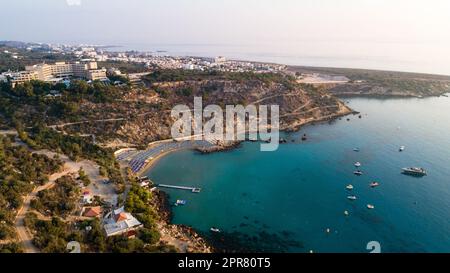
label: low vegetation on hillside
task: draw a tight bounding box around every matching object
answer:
[0,135,63,248]
[31,176,80,218]
[290,66,450,97]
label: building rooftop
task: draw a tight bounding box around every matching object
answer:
[104,206,142,237]
[82,206,102,218]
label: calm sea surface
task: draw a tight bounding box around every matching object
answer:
[145,96,450,253]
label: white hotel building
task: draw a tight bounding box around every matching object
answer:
[9,61,107,86]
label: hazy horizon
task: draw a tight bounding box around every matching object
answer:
[2,0,450,75]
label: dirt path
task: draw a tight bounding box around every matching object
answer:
[48,118,126,129]
[250,93,298,105]
[14,164,76,253]
[14,150,117,253]
[0,129,18,136]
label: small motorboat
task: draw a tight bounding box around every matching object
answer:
[370,182,380,188]
[347,195,357,201]
[174,200,187,206]
[399,146,405,152]
[354,162,362,167]
[346,184,354,190]
[354,170,363,176]
[353,148,360,152]
[367,204,375,209]
[210,227,221,233]
[344,210,349,216]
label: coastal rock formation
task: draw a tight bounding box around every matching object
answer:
[106,71,352,147]
[289,66,450,98]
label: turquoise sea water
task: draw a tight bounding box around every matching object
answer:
[145,96,450,253]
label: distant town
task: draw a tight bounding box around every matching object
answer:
[0,41,287,87]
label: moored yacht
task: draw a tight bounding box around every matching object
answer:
[402,167,427,176]
[210,227,221,233]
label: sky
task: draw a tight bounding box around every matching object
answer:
[2,0,450,74]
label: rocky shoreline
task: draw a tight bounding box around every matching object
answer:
[195,141,242,154]
[153,190,214,253]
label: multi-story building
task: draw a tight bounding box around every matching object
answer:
[9,71,40,83]
[10,61,107,86]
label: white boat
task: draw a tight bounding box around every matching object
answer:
[367,204,375,209]
[353,148,360,152]
[354,170,363,176]
[354,162,362,167]
[210,227,221,233]
[346,184,354,190]
[344,210,349,216]
[399,146,405,152]
[347,195,357,201]
[174,200,187,206]
[402,167,427,176]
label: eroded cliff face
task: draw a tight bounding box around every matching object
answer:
[58,75,351,147]
[107,78,351,146]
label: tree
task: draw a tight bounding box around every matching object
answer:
[0,243,23,253]
[13,82,34,97]
[99,166,107,177]
[78,167,91,186]
[139,228,161,244]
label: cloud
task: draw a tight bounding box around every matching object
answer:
[66,0,82,6]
